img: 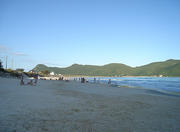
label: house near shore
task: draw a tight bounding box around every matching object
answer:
[50,72,55,76]
[159,75,163,77]
[29,70,34,73]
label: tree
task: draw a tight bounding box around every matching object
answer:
[16,68,24,72]
[41,70,50,75]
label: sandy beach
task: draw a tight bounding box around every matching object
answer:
[0,77,180,132]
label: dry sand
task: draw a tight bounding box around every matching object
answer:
[0,77,180,132]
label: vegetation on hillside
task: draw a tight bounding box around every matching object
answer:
[32,59,180,76]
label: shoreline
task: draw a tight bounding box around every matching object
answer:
[26,76,180,97]
[2,75,180,97]
[60,75,180,78]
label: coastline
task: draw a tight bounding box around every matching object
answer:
[0,77,180,132]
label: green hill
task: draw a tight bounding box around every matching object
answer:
[32,59,180,76]
[134,59,180,76]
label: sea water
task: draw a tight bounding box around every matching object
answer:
[87,77,180,93]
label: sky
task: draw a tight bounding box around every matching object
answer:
[0,0,180,71]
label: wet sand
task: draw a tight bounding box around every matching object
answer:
[0,77,180,132]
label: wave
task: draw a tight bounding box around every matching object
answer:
[145,89,180,97]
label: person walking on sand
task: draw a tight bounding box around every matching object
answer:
[20,73,24,85]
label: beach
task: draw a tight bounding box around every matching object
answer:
[0,77,180,132]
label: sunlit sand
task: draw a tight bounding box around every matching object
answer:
[0,77,180,132]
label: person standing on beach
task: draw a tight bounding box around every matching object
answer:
[81,77,85,83]
[94,77,96,83]
[108,79,111,84]
[34,74,38,85]
[20,73,24,85]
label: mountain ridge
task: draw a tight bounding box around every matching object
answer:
[32,59,180,76]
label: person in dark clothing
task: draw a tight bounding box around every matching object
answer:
[20,73,24,85]
[34,74,38,85]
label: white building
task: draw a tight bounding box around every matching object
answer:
[50,72,55,76]
[159,75,163,77]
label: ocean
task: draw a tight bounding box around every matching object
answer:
[86,77,180,93]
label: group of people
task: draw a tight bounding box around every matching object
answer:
[58,77,64,80]
[81,77,86,83]
[73,77,87,83]
[19,73,112,85]
[73,77,112,84]
[20,73,38,86]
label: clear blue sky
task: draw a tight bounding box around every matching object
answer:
[0,0,180,71]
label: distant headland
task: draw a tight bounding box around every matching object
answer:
[31,59,180,77]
